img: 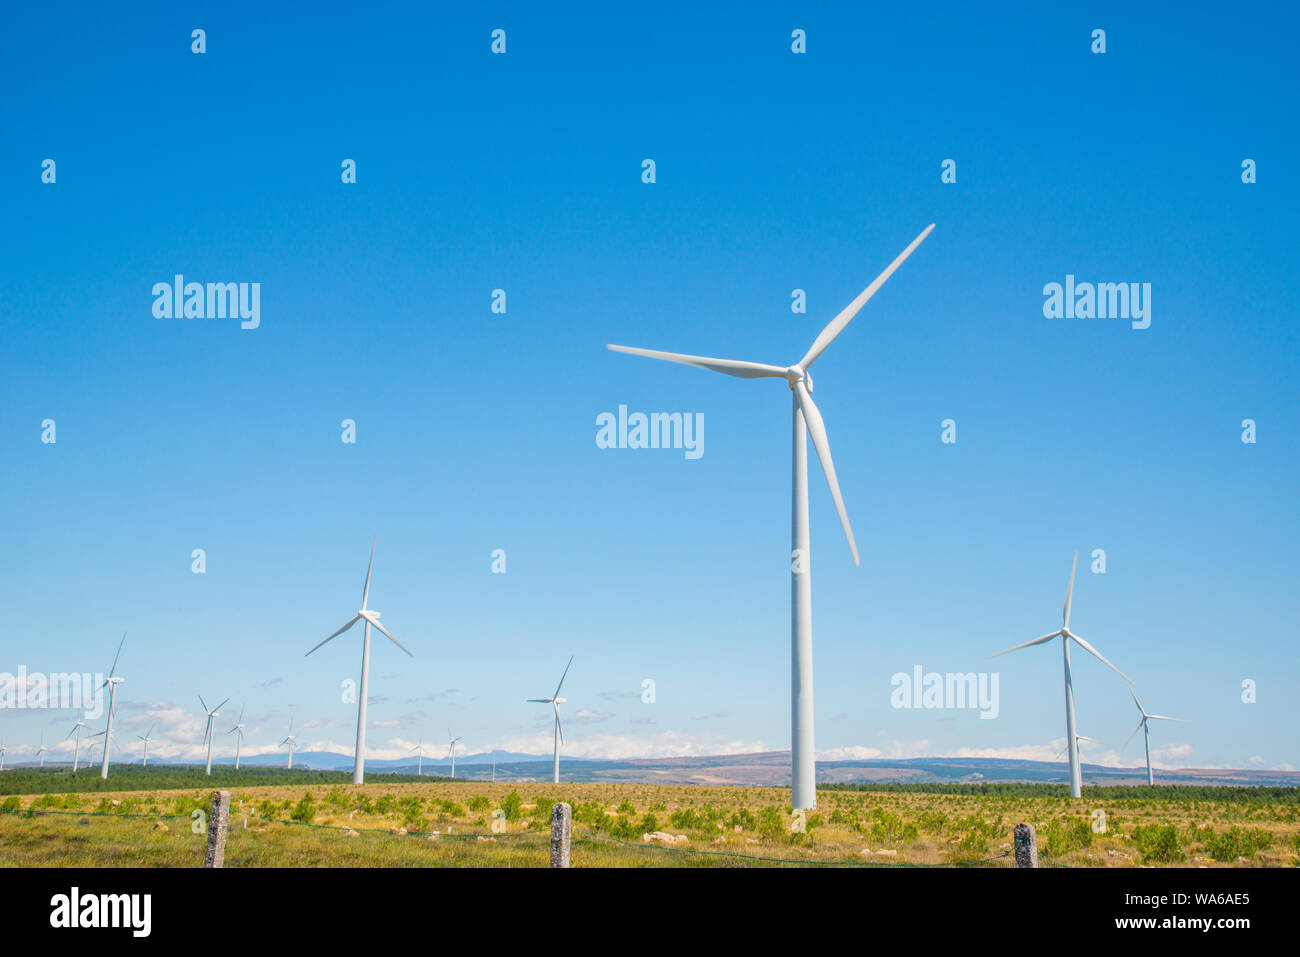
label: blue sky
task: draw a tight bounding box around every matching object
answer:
[1,2,1297,773]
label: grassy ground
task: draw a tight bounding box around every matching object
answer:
[1,780,1297,867]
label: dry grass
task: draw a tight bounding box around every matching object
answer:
[1,781,1296,868]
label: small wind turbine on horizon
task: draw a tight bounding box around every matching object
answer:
[137,726,155,767]
[0,740,6,772]
[988,553,1131,799]
[67,710,89,773]
[528,655,573,784]
[36,734,48,768]
[199,695,230,776]
[228,706,246,770]
[446,730,462,778]
[306,536,413,784]
[607,225,935,810]
[99,633,126,779]
[1125,688,1186,786]
[410,736,427,776]
[281,718,299,770]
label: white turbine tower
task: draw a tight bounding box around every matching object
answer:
[528,656,573,784]
[99,633,126,779]
[988,553,1131,798]
[199,695,229,776]
[281,719,298,770]
[227,706,246,770]
[410,736,427,776]
[1125,688,1185,786]
[0,740,6,772]
[306,536,413,784]
[607,227,933,809]
[137,726,155,767]
[36,734,48,768]
[445,731,462,779]
[67,710,89,773]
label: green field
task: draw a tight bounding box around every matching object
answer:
[1,771,1297,867]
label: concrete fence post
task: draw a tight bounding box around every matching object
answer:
[1013,822,1038,868]
[549,802,572,868]
[204,790,231,868]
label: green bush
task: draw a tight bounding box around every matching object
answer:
[1203,826,1272,861]
[501,791,522,821]
[1131,824,1185,864]
[290,792,317,824]
[467,795,490,812]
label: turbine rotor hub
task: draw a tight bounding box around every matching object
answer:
[785,365,812,393]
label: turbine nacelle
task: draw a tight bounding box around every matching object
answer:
[784,365,812,393]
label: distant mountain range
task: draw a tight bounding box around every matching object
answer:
[38,750,1295,787]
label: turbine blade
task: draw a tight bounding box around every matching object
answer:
[793,379,859,565]
[554,655,574,699]
[362,535,375,610]
[1145,714,1186,723]
[1066,631,1132,683]
[198,695,209,714]
[799,224,935,369]
[554,704,564,745]
[214,697,230,713]
[109,632,126,679]
[986,630,1062,658]
[527,699,550,703]
[306,615,361,656]
[369,618,413,657]
[605,344,786,379]
[1129,685,1146,716]
[1063,552,1078,629]
[1122,718,1144,750]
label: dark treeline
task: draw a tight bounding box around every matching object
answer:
[0,765,447,796]
[820,782,1300,803]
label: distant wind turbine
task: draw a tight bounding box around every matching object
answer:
[99,633,126,779]
[67,710,89,773]
[988,553,1131,798]
[281,718,298,770]
[528,656,573,784]
[410,736,427,776]
[306,536,413,784]
[228,706,246,770]
[199,695,229,776]
[1125,688,1186,786]
[607,225,934,809]
[137,726,155,767]
[446,731,462,779]
[0,740,6,772]
[36,734,48,768]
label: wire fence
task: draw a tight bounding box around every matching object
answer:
[0,805,1027,868]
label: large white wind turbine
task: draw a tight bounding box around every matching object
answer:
[410,736,427,776]
[99,633,126,779]
[306,536,413,784]
[528,655,573,784]
[445,731,462,779]
[607,225,935,809]
[228,706,246,770]
[281,718,298,770]
[988,553,1131,798]
[137,726,155,767]
[67,710,89,773]
[199,695,229,776]
[1124,688,1185,786]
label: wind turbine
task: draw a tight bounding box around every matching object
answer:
[445,731,462,779]
[67,710,89,773]
[36,734,48,768]
[281,718,298,770]
[410,736,427,776]
[0,740,6,772]
[199,695,229,776]
[1125,688,1186,786]
[99,633,126,779]
[528,655,573,784]
[137,726,155,767]
[607,226,933,809]
[988,553,1131,798]
[227,706,246,770]
[306,536,413,784]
